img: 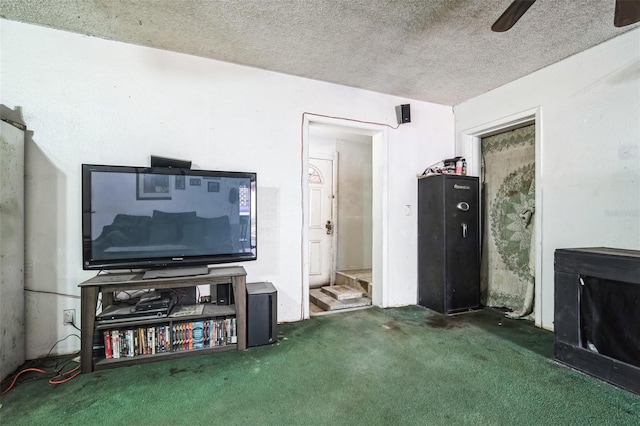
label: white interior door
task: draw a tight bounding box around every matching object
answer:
[308,157,334,287]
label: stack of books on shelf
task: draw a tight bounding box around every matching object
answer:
[101,317,237,359]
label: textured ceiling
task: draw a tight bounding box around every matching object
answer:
[1,0,639,106]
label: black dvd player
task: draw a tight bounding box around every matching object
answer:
[95,304,168,325]
[135,296,174,312]
[134,291,177,312]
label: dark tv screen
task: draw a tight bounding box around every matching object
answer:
[82,164,256,270]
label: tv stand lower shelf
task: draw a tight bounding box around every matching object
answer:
[79,265,247,373]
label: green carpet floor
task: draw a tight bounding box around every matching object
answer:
[1,306,639,425]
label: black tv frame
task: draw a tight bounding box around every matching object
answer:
[82,164,257,271]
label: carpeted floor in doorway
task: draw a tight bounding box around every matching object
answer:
[1,305,639,425]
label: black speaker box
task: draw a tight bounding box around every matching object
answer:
[246,282,278,347]
[395,104,411,124]
[213,283,235,306]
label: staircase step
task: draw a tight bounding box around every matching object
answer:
[335,270,372,296]
[310,289,343,311]
[356,278,372,296]
[320,285,365,300]
[310,289,371,311]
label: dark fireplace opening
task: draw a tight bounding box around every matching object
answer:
[579,276,640,368]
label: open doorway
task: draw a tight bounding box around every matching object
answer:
[481,123,535,320]
[461,107,543,327]
[308,127,373,315]
[301,116,388,319]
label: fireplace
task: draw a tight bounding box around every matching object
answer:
[554,247,640,395]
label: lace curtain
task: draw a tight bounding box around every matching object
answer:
[480,124,535,319]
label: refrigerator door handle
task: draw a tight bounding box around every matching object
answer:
[462,223,468,238]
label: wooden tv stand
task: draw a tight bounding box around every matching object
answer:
[79,266,246,373]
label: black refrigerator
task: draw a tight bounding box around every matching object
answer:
[418,174,480,314]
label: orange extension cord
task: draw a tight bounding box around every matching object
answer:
[1,364,81,395]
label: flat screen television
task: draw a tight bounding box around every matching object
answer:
[82,164,257,272]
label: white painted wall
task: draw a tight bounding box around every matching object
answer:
[0,20,453,358]
[454,29,640,330]
[386,102,454,307]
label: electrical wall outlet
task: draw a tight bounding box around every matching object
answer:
[63,309,75,325]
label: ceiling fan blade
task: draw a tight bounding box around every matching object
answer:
[492,0,537,32]
[614,0,640,27]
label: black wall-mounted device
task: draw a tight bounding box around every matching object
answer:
[395,104,411,125]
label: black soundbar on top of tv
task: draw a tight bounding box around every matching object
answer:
[150,155,192,169]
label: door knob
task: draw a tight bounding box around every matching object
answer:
[462,223,468,238]
[325,220,333,235]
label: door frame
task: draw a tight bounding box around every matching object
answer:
[308,152,339,287]
[460,107,543,327]
[302,115,389,319]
